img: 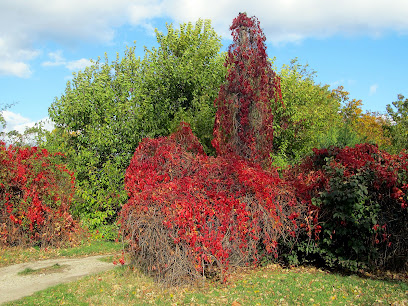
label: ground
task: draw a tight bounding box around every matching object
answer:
[0,255,115,304]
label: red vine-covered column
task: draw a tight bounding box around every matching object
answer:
[212,12,282,166]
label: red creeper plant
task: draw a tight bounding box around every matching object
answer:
[212,13,282,166]
[286,144,408,271]
[120,14,307,285]
[0,142,79,247]
[120,123,304,285]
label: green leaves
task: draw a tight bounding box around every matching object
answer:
[141,19,226,153]
[386,94,408,152]
[287,144,408,272]
[46,19,226,230]
[271,58,342,165]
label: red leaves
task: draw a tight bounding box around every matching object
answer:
[0,141,79,247]
[288,143,408,269]
[119,13,307,285]
[290,143,408,214]
[120,122,305,284]
[213,12,281,166]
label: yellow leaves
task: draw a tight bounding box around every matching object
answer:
[357,112,391,148]
[333,85,392,148]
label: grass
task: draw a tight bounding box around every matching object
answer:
[18,263,68,276]
[6,263,408,305]
[0,239,123,267]
[1,238,406,305]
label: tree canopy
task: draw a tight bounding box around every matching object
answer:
[46,19,226,232]
[34,16,404,234]
[386,94,408,152]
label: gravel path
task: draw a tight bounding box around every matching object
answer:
[0,255,115,304]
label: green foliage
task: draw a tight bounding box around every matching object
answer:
[46,19,226,230]
[323,86,368,148]
[271,58,342,165]
[321,86,392,151]
[0,102,14,140]
[287,144,408,272]
[313,164,379,270]
[316,122,364,149]
[47,48,141,229]
[386,94,408,152]
[141,20,226,153]
[0,105,6,130]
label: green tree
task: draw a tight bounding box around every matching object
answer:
[140,20,226,153]
[271,59,342,166]
[0,108,5,131]
[48,49,142,233]
[386,94,408,152]
[325,86,367,148]
[328,86,391,150]
[46,19,226,234]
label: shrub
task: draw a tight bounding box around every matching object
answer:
[286,143,408,271]
[120,123,305,285]
[120,13,309,285]
[0,142,80,247]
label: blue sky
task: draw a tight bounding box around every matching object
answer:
[1,0,407,134]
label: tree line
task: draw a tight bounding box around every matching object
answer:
[1,19,407,237]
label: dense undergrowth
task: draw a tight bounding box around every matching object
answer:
[119,13,407,285]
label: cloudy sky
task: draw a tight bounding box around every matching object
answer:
[1,0,407,133]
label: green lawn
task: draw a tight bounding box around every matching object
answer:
[6,263,407,305]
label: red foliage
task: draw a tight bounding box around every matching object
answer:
[289,144,408,211]
[212,13,282,166]
[286,143,408,269]
[120,123,304,284]
[0,142,79,247]
[120,14,307,284]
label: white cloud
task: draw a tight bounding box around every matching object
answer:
[66,58,93,71]
[158,0,408,44]
[0,112,54,145]
[1,0,408,77]
[369,84,379,95]
[1,110,54,133]
[42,50,66,67]
[128,0,164,24]
[0,0,132,78]
[1,110,32,133]
[0,60,32,78]
[0,36,39,77]
[42,50,92,71]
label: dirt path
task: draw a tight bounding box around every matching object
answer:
[0,255,115,304]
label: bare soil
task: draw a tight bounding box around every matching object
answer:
[0,255,115,304]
